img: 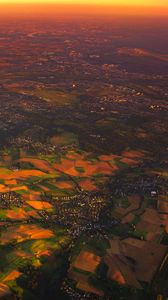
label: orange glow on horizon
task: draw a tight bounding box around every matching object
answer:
[0,1,168,17]
[0,0,167,7]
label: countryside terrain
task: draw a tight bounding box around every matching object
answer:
[0,15,168,300]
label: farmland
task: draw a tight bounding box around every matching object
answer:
[0,145,151,298]
[0,14,168,300]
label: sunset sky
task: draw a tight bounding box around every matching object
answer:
[0,0,167,6]
[0,0,168,17]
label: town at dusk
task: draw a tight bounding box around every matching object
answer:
[0,1,168,300]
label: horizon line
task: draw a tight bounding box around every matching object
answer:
[0,3,168,7]
[0,3,168,17]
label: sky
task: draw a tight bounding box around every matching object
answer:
[0,0,167,6]
[0,0,168,17]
